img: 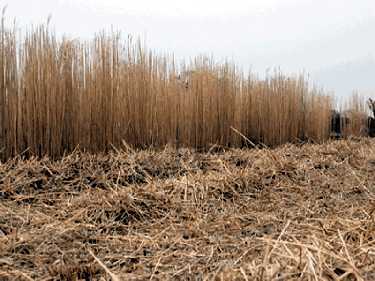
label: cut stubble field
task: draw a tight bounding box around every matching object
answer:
[1,139,375,280]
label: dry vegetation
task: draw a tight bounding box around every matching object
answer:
[339,93,369,138]
[1,138,375,280]
[0,16,335,160]
[0,13,374,281]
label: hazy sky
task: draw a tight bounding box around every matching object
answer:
[2,0,375,96]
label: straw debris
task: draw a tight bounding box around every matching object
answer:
[1,139,375,280]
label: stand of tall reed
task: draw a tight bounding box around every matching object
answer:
[0,18,335,159]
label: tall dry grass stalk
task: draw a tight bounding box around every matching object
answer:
[340,92,369,137]
[0,17,334,160]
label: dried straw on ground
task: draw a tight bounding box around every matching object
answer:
[1,138,375,280]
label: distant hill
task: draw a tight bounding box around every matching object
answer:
[311,56,375,98]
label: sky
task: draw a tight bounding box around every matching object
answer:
[2,0,375,97]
